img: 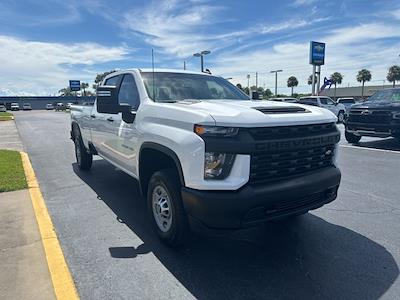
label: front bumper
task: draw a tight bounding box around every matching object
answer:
[345,122,400,138]
[181,166,341,229]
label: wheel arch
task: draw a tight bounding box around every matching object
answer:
[139,142,185,197]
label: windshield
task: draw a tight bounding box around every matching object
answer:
[368,89,400,102]
[141,72,249,101]
[339,99,355,104]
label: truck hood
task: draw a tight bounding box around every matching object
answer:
[351,101,400,110]
[174,99,337,127]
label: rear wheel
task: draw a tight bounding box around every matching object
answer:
[74,132,92,170]
[337,111,345,123]
[147,169,189,247]
[345,130,361,144]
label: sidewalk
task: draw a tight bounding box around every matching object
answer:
[0,119,55,300]
[0,118,23,151]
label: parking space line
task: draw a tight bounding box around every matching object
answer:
[20,152,79,300]
[339,144,400,154]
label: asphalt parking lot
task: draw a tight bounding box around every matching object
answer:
[13,110,400,299]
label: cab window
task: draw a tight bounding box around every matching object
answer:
[118,74,140,110]
[105,75,121,86]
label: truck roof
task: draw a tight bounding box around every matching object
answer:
[115,68,215,76]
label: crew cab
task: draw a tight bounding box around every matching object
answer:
[298,96,346,123]
[70,69,341,246]
[345,88,400,143]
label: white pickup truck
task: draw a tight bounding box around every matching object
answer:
[71,69,341,246]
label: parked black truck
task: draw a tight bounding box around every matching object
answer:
[345,88,400,143]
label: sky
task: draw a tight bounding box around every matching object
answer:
[1,0,400,96]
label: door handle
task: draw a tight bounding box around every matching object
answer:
[107,117,114,122]
[90,114,96,118]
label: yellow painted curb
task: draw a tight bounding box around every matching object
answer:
[20,152,79,300]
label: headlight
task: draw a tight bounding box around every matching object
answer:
[194,125,239,137]
[392,111,400,120]
[204,152,235,179]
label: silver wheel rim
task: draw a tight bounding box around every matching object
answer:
[152,185,172,232]
[338,113,344,122]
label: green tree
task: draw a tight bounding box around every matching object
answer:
[287,76,298,96]
[80,82,89,96]
[386,65,400,88]
[58,87,73,96]
[330,72,343,100]
[236,83,243,90]
[357,69,372,98]
[93,70,116,90]
[263,88,273,99]
[307,74,317,85]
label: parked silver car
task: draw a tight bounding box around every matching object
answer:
[298,96,346,123]
[0,104,6,112]
[337,97,356,115]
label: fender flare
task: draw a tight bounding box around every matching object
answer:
[139,142,185,186]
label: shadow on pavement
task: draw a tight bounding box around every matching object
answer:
[73,160,398,299]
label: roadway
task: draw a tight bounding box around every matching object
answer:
[13,110,400,299]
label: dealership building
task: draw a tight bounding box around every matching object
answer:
[0,96,96,110]
[320,84,394,99]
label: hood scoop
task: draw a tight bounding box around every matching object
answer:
[253,106,309,114]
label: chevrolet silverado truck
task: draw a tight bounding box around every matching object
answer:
[345,88,400,143]
[71,69,341,246]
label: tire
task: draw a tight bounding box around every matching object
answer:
[147,169,189,247]
[74,131,92,170]
[345,130,361,144]
[337,111,345,123]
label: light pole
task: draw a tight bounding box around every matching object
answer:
[193,50,211,72]
[270,70,282,96]
[247,74,250,96]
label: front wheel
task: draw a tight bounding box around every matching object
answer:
[337,111,345,123]
[74,134,92,170]
[345,130,361,144]
[147,169,189,247]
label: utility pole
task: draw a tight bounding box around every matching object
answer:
[255,72,258,89]
[270,70,282,96]
[247,74,250,96]
[316,65,321,95]
[183,61,186,70]
[312,65,316,95]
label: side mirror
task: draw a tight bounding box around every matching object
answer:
[97,86,119,114]
[120,104,136,124]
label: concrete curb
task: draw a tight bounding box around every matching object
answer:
[20,151,79,300]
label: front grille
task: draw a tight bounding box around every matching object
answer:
[348,109,391,124]
[250,144,335,183]
[248,122,336,140]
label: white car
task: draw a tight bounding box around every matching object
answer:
[298,96,346,123]
[71,69,341,246]
[269,97,298,103]
[46,103,54,110]
[337,97,356,115]
[0,105,6,112]
[23,103,32,110]
[10,103,20,111]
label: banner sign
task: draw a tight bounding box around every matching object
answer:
[309,41,325,65]
[69,80,81,91]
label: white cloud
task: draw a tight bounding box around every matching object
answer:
[211,23,400,94]
[0,35,129,95]
[391,8,400,19]
[292,0,316,7]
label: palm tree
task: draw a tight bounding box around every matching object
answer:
[307,74,317,85]
[58,87,73,96]
[330,72,343,100]
[80,82,89,96]
[386,65,400,87]
[287,76,298,96]
[356,69,372,98]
